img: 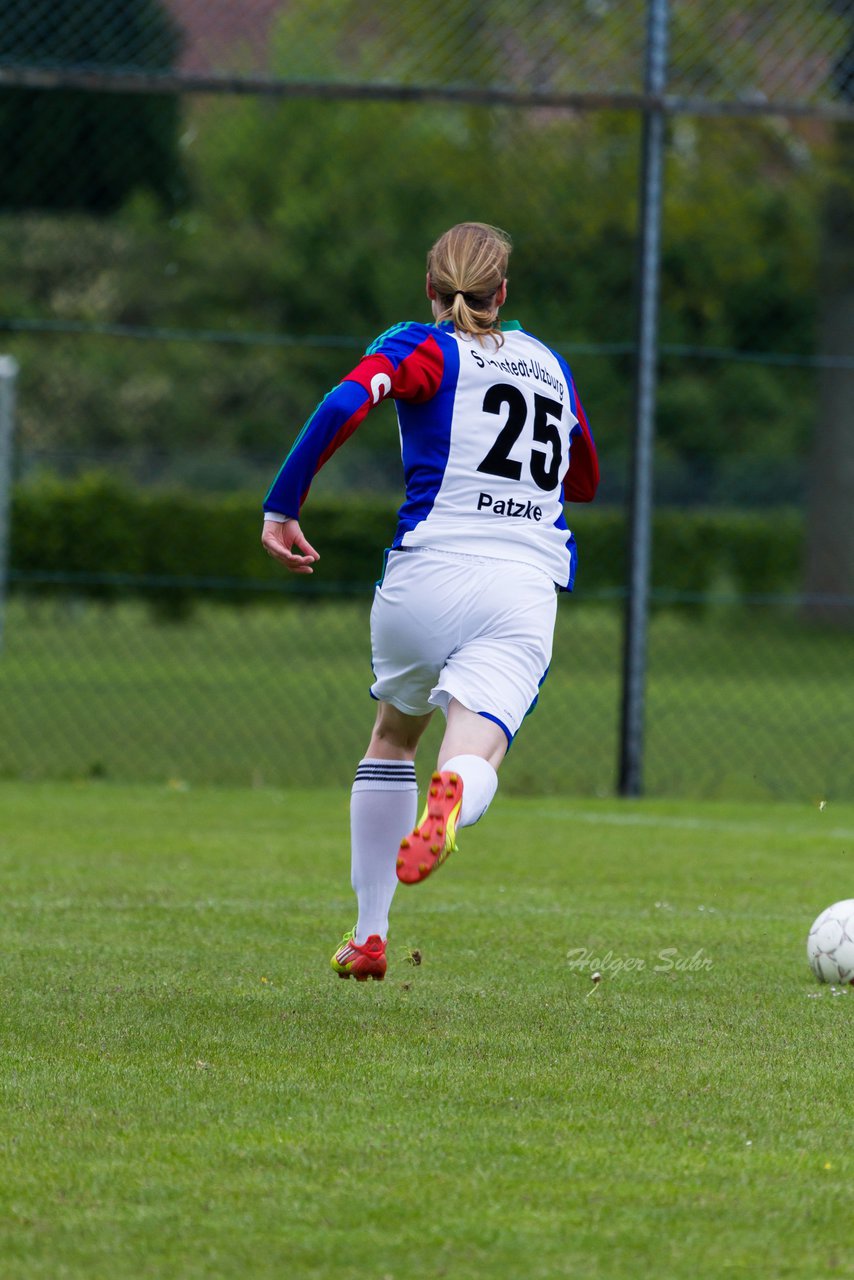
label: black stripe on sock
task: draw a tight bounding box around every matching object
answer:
[355,764,415,775]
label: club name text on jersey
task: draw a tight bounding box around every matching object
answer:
[468,347,565,401]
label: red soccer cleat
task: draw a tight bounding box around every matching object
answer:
[396,770,463,885]
[330,930,387,981]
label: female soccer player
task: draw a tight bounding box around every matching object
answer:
[262,222,599,981]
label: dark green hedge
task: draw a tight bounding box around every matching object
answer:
[570,505,803,599]
[9,474,804,615]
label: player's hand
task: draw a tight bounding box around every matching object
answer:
[261,518,320,575]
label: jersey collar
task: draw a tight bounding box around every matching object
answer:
[435,319,522,331]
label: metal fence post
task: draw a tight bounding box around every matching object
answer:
[618,0,670,797]
[0,356,19,653]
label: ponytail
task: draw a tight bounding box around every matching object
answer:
[427,222,511,348]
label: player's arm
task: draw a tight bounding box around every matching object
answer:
[563,383,599,504]
[262,373,381,523]
[262,326,445,572]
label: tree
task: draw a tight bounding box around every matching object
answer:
[0,0,184,212]
[804,2,854,623]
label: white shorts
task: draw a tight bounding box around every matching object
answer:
[369,547,558,743]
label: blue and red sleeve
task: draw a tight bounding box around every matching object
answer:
[263,323,445,517]
[563,376,599,504]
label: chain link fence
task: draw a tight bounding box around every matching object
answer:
[1,590,850,801]
[3,1,852,104]
[0,0,852,799]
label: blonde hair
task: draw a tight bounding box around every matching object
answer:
[427,222,511,347]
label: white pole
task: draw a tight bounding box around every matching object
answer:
[0,355,20,653]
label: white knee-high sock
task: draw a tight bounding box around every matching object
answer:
[351,758,418,944]
[442,754,498,828]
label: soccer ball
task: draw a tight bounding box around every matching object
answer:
[806,900,854,985]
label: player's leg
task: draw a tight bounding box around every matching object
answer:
[395,700,505,885]
[396,556,557,886]
[365,700,433,760]
[352,703,432,945]
[439,698,505,824]
[332,702,432,980]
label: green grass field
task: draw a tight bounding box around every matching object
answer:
[2,780,853,1278]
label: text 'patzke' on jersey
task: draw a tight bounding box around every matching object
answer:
[263,319,599,590]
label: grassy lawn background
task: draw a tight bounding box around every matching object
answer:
[2,780,853,1278]
[0,596,850,801]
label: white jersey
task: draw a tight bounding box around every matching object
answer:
[264,319,599,589]
[394,325,578,584]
